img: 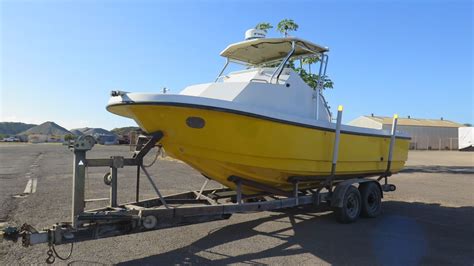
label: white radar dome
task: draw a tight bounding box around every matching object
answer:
[245,29,266,40]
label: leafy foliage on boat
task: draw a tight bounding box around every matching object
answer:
[256,19,334,90]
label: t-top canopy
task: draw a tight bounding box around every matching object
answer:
[220,37,329,65]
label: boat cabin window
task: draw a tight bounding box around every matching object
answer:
[215,54,329,87]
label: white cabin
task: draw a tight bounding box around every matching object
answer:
[180,36,332,122]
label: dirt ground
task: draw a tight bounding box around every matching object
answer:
[0,144,473,265]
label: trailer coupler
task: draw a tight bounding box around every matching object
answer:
[1,223,77,263]
[1,223,48,246]
[2,226,21,242]
[1,218,137,263]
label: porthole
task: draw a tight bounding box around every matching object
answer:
[186,117,205,129]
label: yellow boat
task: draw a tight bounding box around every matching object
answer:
[107,30,410,194]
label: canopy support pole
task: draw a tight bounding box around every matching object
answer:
[214,58,229,82]
[270,41,296,84]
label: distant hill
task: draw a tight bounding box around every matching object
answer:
[71,127,116,136]
[70,129,84,136]
[20,121,71,136]
[111,126,143,136]
[0,122,37,135]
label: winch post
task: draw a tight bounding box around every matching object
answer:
[70,135,95,228]
[72,151,86,227]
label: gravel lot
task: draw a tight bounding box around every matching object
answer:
[0,144,473,265]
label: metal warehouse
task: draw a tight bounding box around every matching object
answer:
[349,115,464,150]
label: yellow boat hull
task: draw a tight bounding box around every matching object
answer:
[108,103,409,194]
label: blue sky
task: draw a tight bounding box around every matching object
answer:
[1,0,472,130]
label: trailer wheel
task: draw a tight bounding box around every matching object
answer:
[142,215,158,229]
[103,172,112,186]
[359,182,382,218]
[335,186,361,223]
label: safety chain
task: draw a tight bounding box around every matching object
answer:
[46,243,74,264]
[143,145,163,168]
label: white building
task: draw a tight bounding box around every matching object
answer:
[458,127,474,151]
[349,115,464,150]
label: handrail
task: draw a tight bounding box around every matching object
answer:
[270,41,296,84]
[316,53,326,91]
[249,78,269,83]
[315,53,330,120]
[315,54,324,120]
[322,54,329,77]
[214,58,230,82]
[320,92,332,121]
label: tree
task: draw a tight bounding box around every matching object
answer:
[300,56,333,89]
[255,22,273,33]
[302,56,319,74]
[277,19,299,37]
[294,67,333,89]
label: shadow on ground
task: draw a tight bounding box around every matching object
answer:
[401,166,474,174]
[115,201,473,266]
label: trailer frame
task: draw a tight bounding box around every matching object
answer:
[1,111,400,263]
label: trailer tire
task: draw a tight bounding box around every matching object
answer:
[103,172,112,186]
[142,215,158,229]
[359,182,382,218]
[335,186,361,223]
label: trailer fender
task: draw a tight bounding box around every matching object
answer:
[331,179,383,208]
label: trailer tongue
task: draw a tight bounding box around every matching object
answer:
[1,125,397,264]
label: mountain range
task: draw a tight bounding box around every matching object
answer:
[0,122,37,136]
[70,127,116,136]
[0,122,138,137]
[20,121,71,136]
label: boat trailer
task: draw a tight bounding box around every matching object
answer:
[1,110,400,263]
